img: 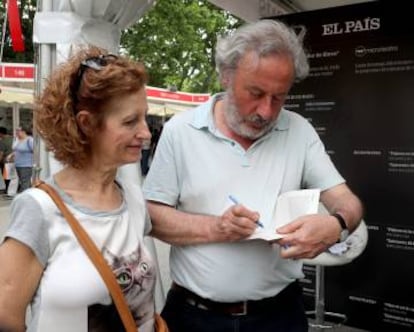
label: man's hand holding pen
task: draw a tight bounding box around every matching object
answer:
[228,195,265,228]
[212,199,260,242]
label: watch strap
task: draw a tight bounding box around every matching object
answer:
[331,213,347,230]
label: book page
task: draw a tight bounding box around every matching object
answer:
[247,189,320,241]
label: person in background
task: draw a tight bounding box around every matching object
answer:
[149,125,162,158]
[140,125,163,176]
[140,138,152,176]
[0,126,13,193]
[0,46,157,332]
[6,125,34,193]
[143,19,364,332]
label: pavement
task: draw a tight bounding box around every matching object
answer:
[0,195,368,331]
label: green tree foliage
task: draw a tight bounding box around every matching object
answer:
[121,0,243,93]
[0,0,36,63]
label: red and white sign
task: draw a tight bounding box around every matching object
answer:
[146,86,210,104]
[0,63,35,82]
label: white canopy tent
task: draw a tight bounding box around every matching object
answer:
[208,0,374,22]
[0,86,33,105]
[0,86,33,132]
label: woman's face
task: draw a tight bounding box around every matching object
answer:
[89,88,151,168]
[16,128,26,139]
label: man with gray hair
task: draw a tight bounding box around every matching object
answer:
[143,19,363,332]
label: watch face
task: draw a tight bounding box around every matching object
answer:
[340,229,350,242]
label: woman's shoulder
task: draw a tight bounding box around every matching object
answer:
[7,188,51,267]
[11,186,55,215]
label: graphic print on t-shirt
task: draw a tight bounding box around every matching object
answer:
[88,243,156,331]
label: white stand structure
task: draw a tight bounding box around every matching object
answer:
[302,204,368,329]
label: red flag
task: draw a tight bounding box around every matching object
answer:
[6,0,25,52]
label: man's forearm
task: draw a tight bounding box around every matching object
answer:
[147,201,219,246]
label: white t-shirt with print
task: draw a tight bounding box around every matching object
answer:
[5,179,156,332]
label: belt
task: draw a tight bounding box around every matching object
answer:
[171,282,298,316]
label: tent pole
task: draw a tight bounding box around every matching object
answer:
[33,0,55,182]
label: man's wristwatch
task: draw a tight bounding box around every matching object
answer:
[331,213,349,242]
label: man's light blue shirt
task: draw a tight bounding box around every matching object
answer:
[143,93,344,302]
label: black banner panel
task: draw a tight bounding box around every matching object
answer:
[271,1,414,331]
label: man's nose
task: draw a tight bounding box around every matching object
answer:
[256,96,274,120]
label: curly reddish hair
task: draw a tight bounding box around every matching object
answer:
[34,46,148,169]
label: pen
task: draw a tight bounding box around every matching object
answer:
[228,195,265,228]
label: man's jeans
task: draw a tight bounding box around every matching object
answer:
[162,281,308,332]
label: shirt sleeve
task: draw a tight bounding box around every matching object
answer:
[302,120,345,190]
[4,191,50,267]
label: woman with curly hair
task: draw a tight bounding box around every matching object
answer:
[0,46,157,332]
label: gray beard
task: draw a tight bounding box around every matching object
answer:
[223,91,277,140]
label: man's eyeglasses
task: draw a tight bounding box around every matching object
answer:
[71,54,118,109]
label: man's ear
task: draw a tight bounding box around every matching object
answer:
[76,110,94,137]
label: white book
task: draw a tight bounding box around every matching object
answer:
[247,189,320,241]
